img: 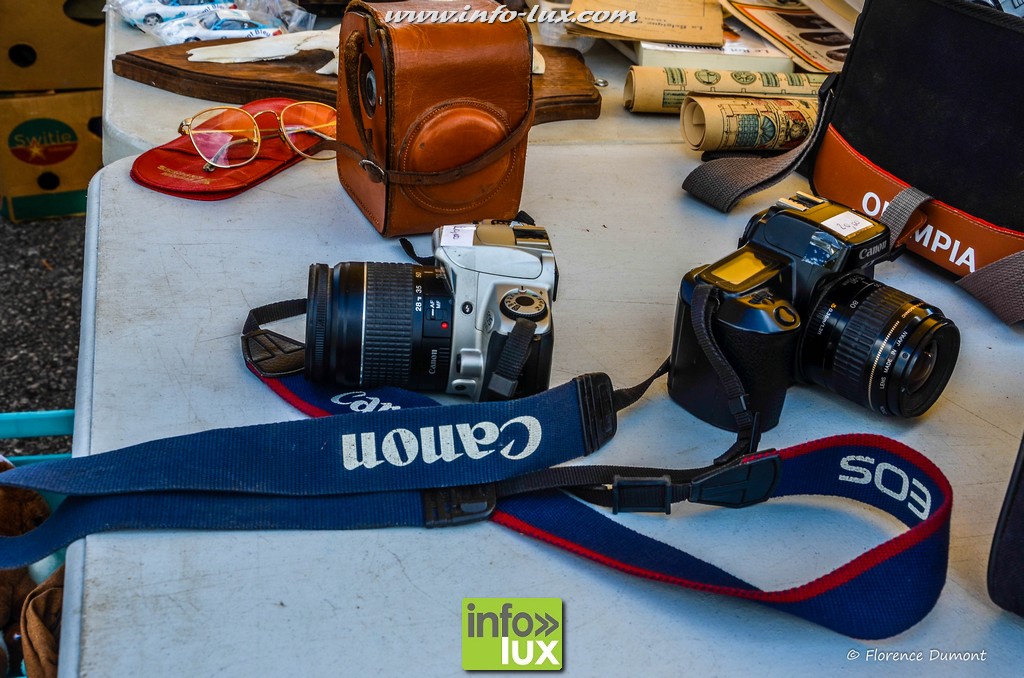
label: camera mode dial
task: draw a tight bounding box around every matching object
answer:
[500,289,548,321]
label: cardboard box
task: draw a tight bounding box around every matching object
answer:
[1,89,103,222]
[0,0,106,92]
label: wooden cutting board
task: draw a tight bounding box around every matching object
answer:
[112,41,601,125]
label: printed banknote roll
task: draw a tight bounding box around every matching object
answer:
[680,95,818,151]
[624,67,826,114]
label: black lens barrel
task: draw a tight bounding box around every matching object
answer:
[305,262,453,391]
[801,273,959,418]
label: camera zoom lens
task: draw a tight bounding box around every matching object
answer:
[305,262,453,391]
[800,273,959,418]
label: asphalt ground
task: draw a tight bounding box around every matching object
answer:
[0,214,85,456]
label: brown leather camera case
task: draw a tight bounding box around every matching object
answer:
[336,0,534,236]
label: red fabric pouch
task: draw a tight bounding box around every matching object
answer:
[130,98,308,201]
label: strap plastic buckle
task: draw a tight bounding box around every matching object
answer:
[422,484,497,527]
[688,453,781,508]
[241,328,305,378]
[575,373,617,455]
[611,475,672,515]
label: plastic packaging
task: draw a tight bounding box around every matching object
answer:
[106,0,315,43]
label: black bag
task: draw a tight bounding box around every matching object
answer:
[684,0,1024,324]
[988,430,1024,617]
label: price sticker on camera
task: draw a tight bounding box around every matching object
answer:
[821,210,876,238]
[440,224,477,246]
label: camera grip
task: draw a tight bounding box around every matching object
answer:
[669,298,797,433]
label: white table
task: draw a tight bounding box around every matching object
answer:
[63,13,1024,678]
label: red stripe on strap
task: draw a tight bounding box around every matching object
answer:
[245,363,332,418]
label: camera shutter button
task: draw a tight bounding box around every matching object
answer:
[774,304,799,328]
[500,289,548,320]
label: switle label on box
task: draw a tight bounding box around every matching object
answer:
[7,118,79,165]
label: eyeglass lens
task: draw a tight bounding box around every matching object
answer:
[187,103,338,168]
[280,103,338,160]
[189,107,260,168]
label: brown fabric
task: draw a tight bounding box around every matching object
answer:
[0,459,53,676]
[20,566,64,678]
[1,570,36,675]
[336,0,533,236]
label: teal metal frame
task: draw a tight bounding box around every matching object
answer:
[1,408,74,463]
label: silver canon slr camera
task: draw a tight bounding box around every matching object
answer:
[305,218,557,401]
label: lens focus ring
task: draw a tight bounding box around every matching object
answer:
[362,263,415,386]
[830,283,909,409]
[305,264,331,381]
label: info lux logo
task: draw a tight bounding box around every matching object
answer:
[462,598,562,670]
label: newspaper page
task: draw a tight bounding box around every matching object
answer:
[718,0,849,72]
[681,95,819,151]
[567,0,725,46]
[625,67,826,113]
[801,0,859,37]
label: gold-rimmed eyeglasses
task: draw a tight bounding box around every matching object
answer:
[177,102,338,172]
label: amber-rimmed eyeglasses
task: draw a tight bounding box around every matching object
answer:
[177,102,338,172]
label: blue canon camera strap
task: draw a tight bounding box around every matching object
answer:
[494,433,951,640]
[0,371,952,639]
[0,375,614,501]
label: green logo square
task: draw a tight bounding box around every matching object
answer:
[462,598,563,671]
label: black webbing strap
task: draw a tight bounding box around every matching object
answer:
[487,318,538,399]
[878,186,932,250]
[681,75,837,213]
[493,453,779,515]
[492,283,770,510]
[398,238,436,266]
[242,298,306,335]
[611,359,669,411]
[689,284,760,463]
[690,284,752,431]
[957,252,1024,325]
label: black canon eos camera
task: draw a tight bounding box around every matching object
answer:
[669,193,960,432]
[305,219,556,401]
